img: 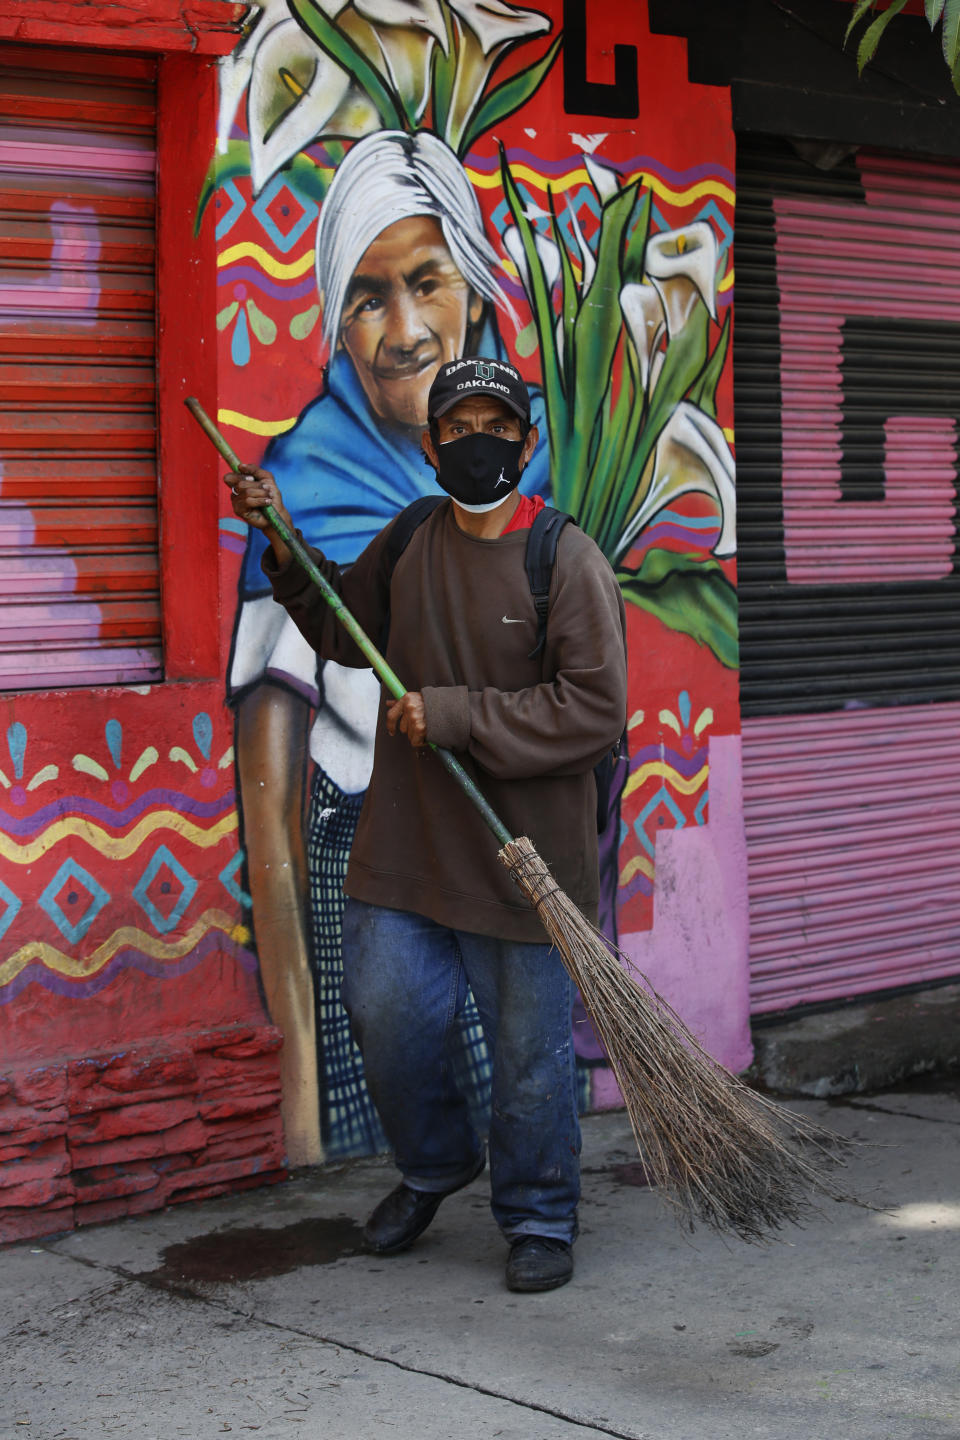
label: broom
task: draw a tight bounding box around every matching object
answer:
[186,396,851,1243]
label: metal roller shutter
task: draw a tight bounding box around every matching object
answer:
[735,134,960,1013]
[0,45,161,691]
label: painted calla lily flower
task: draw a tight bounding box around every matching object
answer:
[445,0,551,151]
[219,0,554,187]
[565,193,596,290]
[247,20,359,195]
[645,221,719,335]
[620,282,666,394]
[450,0,549,55]
[315,0,448,44]
[622,402,736,557]
[371,24,439,123]
[583,153,619,203]
[324,0,448,119]
[503,222,561,297]
[217,0,291,154]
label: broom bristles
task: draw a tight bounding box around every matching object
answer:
[500,836,852,1244]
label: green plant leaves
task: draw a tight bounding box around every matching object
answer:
[845,0,879,45]
[943,0,960,69]
[855,0,911,72]
[848,0,960,93]
[618,553,739,669]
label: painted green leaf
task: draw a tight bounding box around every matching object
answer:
[430,4,458,141]
[618,553,739,669]
[688,310,731,421]
[195,141,252,233]
[548,186,580,386]
[290,304,321,340]
[287,0,404,130]
[621,188,652,287]
[568,181,638,508]
[927,0,947,27]
[246,298,277,344]
[216,301,239,332]
[461,35,563,157]
[499,147,567,472]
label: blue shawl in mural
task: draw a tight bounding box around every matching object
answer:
[240,349,550,599]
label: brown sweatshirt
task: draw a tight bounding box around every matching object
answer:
[264,499,628,943]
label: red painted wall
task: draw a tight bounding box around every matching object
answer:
[0,3,286,1245]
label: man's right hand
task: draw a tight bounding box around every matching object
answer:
[224,464,295,565]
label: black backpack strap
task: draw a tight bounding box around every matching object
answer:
[378,495,445,649]
[525,506,574,659]
[382,494,445,580]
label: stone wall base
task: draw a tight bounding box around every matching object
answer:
[0,1024,287,1244]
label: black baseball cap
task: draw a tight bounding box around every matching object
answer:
[427,357,531,424]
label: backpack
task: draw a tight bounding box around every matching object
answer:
[382,497,628,831]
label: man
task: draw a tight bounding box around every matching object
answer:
[229,131,549,1164]
[228,357,626,1293]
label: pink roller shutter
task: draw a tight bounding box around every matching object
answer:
[735,136,960,1013]
[0,45,161,691]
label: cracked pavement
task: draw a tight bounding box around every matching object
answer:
[3,1092,959,1439]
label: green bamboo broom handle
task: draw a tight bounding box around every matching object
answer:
[185,396,514,849]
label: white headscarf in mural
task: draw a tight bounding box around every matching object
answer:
[315,129,512,352]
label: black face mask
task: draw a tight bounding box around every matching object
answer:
[434,432,525,512]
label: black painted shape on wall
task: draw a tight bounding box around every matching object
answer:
[562,0,638,118]
[648,0,960,156]
[735,136,960,716]
[840,317,960,508]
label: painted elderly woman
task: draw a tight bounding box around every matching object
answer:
[228,130,549,1162]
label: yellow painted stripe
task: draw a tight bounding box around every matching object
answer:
[468,163,735,209]
[218,408,298,437]
[723,427,734,445]
[0,810,238,865]
[0,910,247,987]
[718,266,734,293]
[618,854,655,887]
[622,760,708,802]
[217,242,316,279]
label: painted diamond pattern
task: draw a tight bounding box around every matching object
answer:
[133,845,198,935]
[634,789,687,857]
[39,860,110,945]
[215,177,248,240]
[0,876,21,942]
[219,850,252,908]
[251,176,318,252]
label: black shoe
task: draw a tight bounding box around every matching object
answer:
[505,1236,574,1293]
[363,1152,486,1256]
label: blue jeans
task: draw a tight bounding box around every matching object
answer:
[341,898,581,1244]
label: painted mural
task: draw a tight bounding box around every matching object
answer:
[207,0,741,1159]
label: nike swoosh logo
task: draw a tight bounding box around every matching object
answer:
[501,615,524,624]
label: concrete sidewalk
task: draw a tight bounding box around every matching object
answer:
[3,1086,958,1440]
